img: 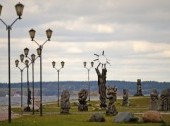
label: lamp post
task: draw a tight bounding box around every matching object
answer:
[31,54,36,114]
[20,53,31,111]
[29,28,53,116]
[15,60,26,115]
[83,61,94,102]
[23,47,37,114]
[0,3,24,123]
[52,61,65,107]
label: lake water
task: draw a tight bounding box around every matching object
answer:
[0,82,169,106]
[0,95,100,106]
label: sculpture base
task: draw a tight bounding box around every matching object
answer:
[60,108,70,114]
[134,93,144,96]
[122,101,129,106]
[78,104,88,111]
[100,103,107,108]
[106,105,118,116]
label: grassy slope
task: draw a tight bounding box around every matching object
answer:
[1,97,170,126]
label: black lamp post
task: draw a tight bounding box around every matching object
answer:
[52,61,65,107]
[83,61,94,102]
[25,59,31,111]
[29,28,53,116]
[31,54,36,114]
[20,51,31,112]
[22,48,37,114]
[0,3,24,123]
[15,59,26,115]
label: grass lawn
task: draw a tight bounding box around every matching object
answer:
[1,97,170,126]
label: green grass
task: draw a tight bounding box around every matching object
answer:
[1,114,169,126]
[1,97,170,126]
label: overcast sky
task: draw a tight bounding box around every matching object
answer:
[0,0,170,83]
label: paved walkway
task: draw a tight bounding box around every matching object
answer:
[0,106,20,121]
[0,106,8,121]
[1,105,170,121]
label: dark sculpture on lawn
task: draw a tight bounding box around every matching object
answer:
[95,63,107,108]
[106,86,118,115]
[78,89,88,111]
[94,51,110,108]
[122,89,129,106]
[160,89,170,111]
[150,89,159,110]
[134,79,143,96]
[60,90,70,114]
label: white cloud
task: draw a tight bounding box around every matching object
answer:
[1,0,170,82]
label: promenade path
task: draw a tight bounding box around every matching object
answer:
[0,103,170,121]
[0,106,20,121]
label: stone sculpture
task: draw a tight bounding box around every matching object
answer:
[60,90,70,114]
[106,86,118,115]
[150,89,159,110]
[24,89,31,112]
[122,89,129,106]
[78,89,88,111]
[134,79,143,96]
[160,89,170,111]
[95,63,107,108]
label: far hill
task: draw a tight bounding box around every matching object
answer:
[0,80,169,96]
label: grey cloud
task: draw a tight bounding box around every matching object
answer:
[1,0,170,82]
[1,0,170,43]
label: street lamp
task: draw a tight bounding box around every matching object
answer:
[0,2,24,123]
[22,57,31,111]
[24,47,29,57]
[15,3,24,19]
[29,28,52,116]
[15,60,26,115]
[52,61,65,107]
[20,51,31,112]
[83,61,94,102]
[31,54,36,115]
[20,54,24,62]
[23,47,37,114]
[0,5,2,16]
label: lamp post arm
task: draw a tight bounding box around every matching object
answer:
[42,40,48,47]
[85,67,89,71]
[17,66,22,71]
[21,62,26,66]
[34,56,39,62]
[28,62,32,67]
[21,62,30,68]
[0,18,8,28]
[17,65,26,71]
[0,17,20,31]
[22,66,26,71]
[10,17,20,28]
[54,67,63,72]
[33,40,40,47]
[27,55,39,63]
[59,67,63,71]
[54,67,59,71]
[26,56,32,61]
